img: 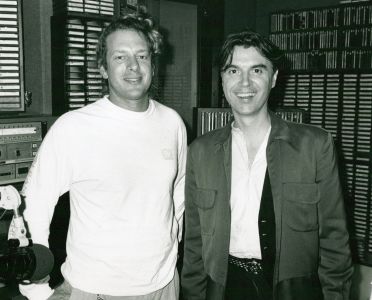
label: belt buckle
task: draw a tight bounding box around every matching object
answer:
[247,259,262,275]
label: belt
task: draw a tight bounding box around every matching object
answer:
[228,255,263,275]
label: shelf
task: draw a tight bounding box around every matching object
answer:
[0,0,25,112]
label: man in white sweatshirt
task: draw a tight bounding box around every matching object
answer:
[19,10,187,300]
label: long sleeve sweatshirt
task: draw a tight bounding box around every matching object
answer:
[19,97,187,298]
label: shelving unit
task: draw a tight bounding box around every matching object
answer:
[0,2,58,188]
[51,0,119,115]
[196,107,307,136]
[270,3,372,71]
[196,107,233,136]
[51,15,111,114]
[0,0,25,112]
[269,2,372,266]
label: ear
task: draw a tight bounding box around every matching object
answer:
[100,66,108,79]
[271,70,278,88]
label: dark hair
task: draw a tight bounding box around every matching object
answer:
[218,30,283,72]
[96,9,163,70]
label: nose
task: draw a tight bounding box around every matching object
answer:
[128,56,139,71]
[241,72,251,87]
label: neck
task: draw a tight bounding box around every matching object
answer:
[234,111,271,139]
[233,111,271,168]
[108,95,150,112]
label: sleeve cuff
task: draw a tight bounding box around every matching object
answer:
[19,282,54,300]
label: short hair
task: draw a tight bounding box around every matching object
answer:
[218,30,283,72]
[96,9,163,70]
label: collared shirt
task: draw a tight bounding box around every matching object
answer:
[229,122,271,259]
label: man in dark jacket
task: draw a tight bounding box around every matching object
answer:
[181,30,353,300]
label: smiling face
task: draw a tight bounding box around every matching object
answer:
[221,46,278,121]
[100,29,153,111]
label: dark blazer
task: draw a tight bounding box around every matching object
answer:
[181,111,353,300]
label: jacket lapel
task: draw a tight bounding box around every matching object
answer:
[213,123,233,207]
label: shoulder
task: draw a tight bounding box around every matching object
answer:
[189,125,230,153]
[273,117,333,153]
[152,100,186,131]
[288,122,331,149]
[153,100,182,119]
[270,110,329,140]
[286,120,329,138]
[50,100,105,130]
[49,110,83,133]
[48,111,77,133]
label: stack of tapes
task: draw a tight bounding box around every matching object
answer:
[0,0,23,111]
[53,0,115,17]
[64,17,109,110]
[85,19,109,104]
[65,18,86,109]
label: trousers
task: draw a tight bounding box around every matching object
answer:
[224,258,272,300]
[48,270,179,300]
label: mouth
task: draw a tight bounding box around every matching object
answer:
[235,91,256,100]
[124,77,142,84]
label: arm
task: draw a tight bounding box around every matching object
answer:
[19,121,72,300]
[317,132,353,299]
[181,145,207,300]
[173,122,187,242]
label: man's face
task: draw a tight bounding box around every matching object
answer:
[100,29,153,111]
[221,46,278,119]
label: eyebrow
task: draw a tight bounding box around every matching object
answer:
[224,63,269,70]
[111,49,150,55]
[250,64,269,70]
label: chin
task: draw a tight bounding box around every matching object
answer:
[235,108,260,116]
[126,93,149,101]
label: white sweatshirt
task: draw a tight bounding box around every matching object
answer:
[19,97,187,299]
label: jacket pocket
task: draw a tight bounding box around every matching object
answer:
[193,188,217,235]
[283,183,319,232]
[276,273,323,300]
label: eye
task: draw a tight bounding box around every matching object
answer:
[138,55,148,60]
[252,68,263,74]
[226,68,239,75]
[114,55,127,61]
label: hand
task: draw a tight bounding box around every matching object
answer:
[47,289,69,300]
[47,281,71,300]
